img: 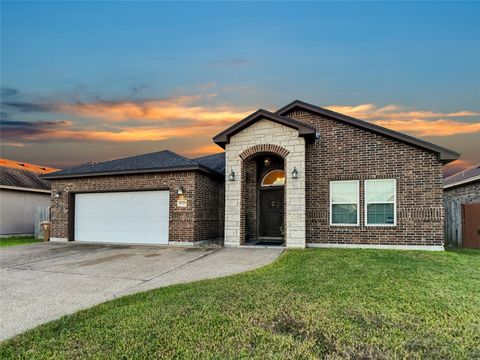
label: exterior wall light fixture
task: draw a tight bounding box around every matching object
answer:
[177,186,184,195]
[292,167,299,179]
[229,168,236,181]
[55,191,62,198]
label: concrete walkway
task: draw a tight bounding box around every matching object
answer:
[0,242,282,341]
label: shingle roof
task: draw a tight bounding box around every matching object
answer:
[0,159,59,192]
[276,100,460,164]
[41,150,225,180]
[444,163,480,189]
[193,152,225,175]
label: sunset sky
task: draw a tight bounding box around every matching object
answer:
[1,2,479,175]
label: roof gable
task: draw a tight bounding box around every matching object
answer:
[213,109,315,148]
[276,100,460,163]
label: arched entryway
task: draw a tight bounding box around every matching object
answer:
[222,118,307,248]
[240,145,288,246]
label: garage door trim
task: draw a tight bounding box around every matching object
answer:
[70,187,171,243]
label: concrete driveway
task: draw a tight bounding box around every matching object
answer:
[0,242,282,341]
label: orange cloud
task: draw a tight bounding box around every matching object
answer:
[372,119,480,136]
[16,125,206,143]
[327,104,479,121]
[185,144,223,157]
[326,104,480,136]
[55,95,253,123]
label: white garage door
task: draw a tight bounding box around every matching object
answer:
[74,190,169,244]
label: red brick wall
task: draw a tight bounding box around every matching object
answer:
[193,172,224,241]
[286,109,445,246]
[50,171,224,243]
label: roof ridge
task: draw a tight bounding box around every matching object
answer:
[164,149,197,165]
[192,152,224,161]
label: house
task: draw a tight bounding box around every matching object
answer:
[41,100,460,250]
[444,164,480,248]
[0,159,58,236]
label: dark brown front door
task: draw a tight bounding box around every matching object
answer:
[259,188,284,238]
[462,203,480,249]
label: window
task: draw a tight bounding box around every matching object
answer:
[365,179,396,226]
[261,170,285,186]
[330,180,359,225]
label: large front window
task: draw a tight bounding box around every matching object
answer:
[330,180,359,225]
[365,179,396,226]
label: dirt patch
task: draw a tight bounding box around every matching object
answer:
[144,253,162,258]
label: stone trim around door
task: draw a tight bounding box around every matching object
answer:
[224,119,306,248]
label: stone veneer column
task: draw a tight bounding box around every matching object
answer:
[224,119,306,248]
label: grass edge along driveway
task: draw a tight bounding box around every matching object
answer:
[0,236,40,248]
[1,248,479,359]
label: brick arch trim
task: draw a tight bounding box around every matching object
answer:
[239,144,290,161]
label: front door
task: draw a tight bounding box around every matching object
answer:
[259,188,284,238]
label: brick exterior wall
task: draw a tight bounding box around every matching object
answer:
[444,181,480,204]
[193,172,225,241]
[284,109,445,246]
[50,171,224,243]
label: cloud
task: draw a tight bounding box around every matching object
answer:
[1,87,19,98]
[0,119,205,143]
[1,142,26,147]
[373,119,480,136]
[185,144,223,157]
[1,120,72,140]
[3,101,55,113]
[326,104,480,136]
[2,94,252,124]
[56,97,252,123]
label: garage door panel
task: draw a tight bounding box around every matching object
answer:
[74,191,169,244]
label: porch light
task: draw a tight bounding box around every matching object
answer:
[264,158,271,167]
[229,168,236,181]
[292,167,298,179]
[177,186,184,195]
[55,191,62,198]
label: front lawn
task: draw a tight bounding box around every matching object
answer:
[1,249,479,359]
[0,236,40,248]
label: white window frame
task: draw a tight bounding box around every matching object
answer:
[364,179,397,227]
[329,180,360,226]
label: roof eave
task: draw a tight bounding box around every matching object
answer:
[40,165,224,180]
[277,100,460,162]
[0,185,51,193]
[444,174,480,189]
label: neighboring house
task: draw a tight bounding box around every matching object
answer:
[444,164,480,248]
[0,159,58,236]
[42,100,459,250]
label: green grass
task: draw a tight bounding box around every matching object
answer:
[1,249,479,359]
[0,236,40,247]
